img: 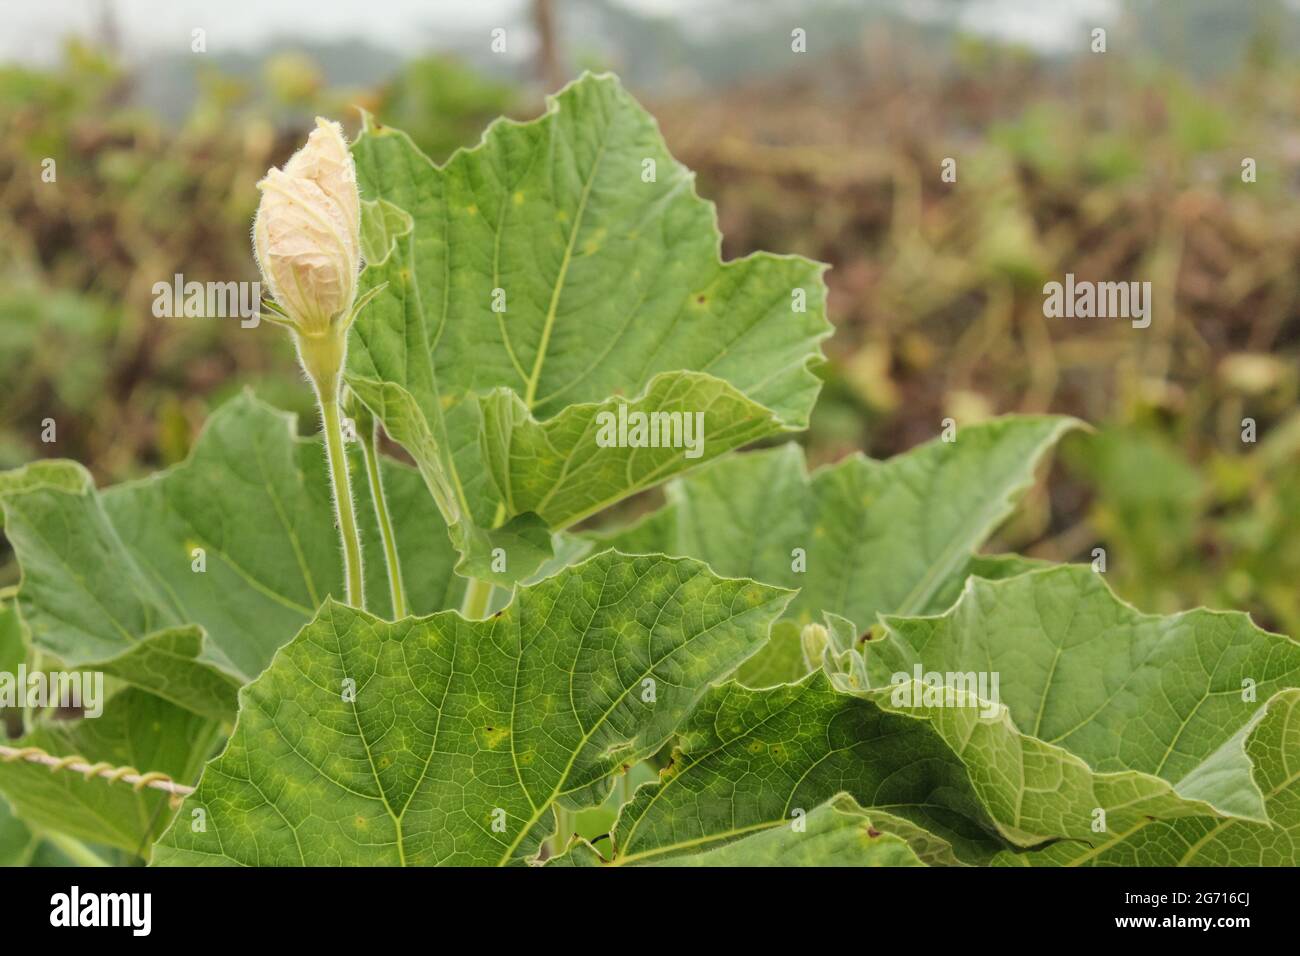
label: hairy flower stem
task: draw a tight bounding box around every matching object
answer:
[460,576,494,620]
[321,398,365,607]
[358,417,406,618]
[298,331,364,608]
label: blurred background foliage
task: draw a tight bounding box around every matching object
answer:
[0,0,1297,646]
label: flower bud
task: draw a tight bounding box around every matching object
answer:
[253,117,360,336]
[800,622,829,670]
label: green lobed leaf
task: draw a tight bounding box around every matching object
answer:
[347,72,830,585]
[344,222,554,585]
[151,552,791,866]
[861,566,1300,835]
[0,460,93,497]
[557,794,935,867]
[0,391,466,720]
[590,416,1080,684]
[607,671,1006,866]
[996,688,1300,866]
[863,567,1300,822]
[607,567,1300,867]
[477,373,782,529]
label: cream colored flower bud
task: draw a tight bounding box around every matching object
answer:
[800,622,829,668]
[253,117,361,336]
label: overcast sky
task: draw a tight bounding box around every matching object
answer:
[0,0,1129,67]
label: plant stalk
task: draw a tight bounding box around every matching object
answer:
[298,330,365,608]
[44,833,110,868]
[358,418,406,618]
[460,576,494,620]
[320,396,365,608]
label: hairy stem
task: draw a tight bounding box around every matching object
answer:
[320,396,365,608]
[460,576,494,620]
[297,329,365,609]
[457,500,508,620]
[358,419,406,618]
